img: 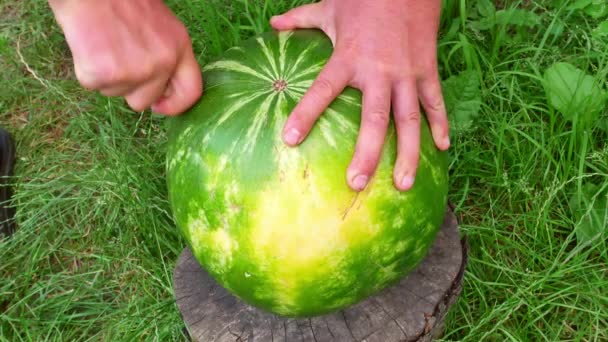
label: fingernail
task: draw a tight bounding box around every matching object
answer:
[400,175,415,190]
[352,174,369,191]
[284,128,301,145]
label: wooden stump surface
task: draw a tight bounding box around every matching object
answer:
[174,208,467,342]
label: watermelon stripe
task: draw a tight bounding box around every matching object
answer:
[277,31,293,78]
[289,62,325,83]
[243,95,275,154]
[284,39,322,79]
[255,37,280,78]
[203,59,274,82]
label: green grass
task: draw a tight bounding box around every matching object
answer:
[1,0,607,340]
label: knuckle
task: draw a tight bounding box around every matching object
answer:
[155,36,180,68]
[407,111,421,122]
[401,111,421,125]
[366,109,390,127]
[156,49,178,70]
[96,57,123,82]
[376,65,393,79]
[416,60,438,78]
[105,67,128,85]
[76,58,127,89]
[312,76,337,99]
[423,94,445,113]
[137,60,156,80]
[339,38,359,55]
[173,23,192,49]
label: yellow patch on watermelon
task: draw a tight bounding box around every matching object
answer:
[247,152,381,310]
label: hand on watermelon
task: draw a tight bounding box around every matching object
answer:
[48,0,203,116]
[271,0,450,192]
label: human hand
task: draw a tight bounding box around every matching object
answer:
[271,0,450,192]
[48,0,202,115]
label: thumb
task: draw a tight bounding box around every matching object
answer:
[270,3,324,31]
[151,47,202,116]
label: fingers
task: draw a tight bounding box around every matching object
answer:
[151,46,202,116]
[82,44,202,115]
[392,80,420,191]
[99,83,137,97]
[282,55,351,146]
[417,74,450,151]
[346,81,391,192]
[270,3,324,30]
[52,0,201,116]
[124,75,171,112]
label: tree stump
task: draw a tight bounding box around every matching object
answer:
[174,207,467,342]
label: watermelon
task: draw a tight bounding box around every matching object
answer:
[166,29,448,317]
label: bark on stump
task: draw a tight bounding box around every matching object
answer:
[174,208,467,342]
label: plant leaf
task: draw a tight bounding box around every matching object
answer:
[584,1,608,18]
[569,182,608,245]
[593,21,608,36]
[471,17,497,30]
[473,9,541,30]
[567,0,593,11]
[477,0,496,18]
[442,70,482,134]
[568,0,608,18]
[495,9,541,27]
[543,62,606,124]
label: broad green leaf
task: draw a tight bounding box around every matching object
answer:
[442,70,482,134]
[568,0,608,18]
[477,0,496,17]
[471,17,496,30]
[495,9,541,26]
[584,1,608,18]
[570,182,608,245]
[473,9,541,30]
[593,21,608,36]
[567,0,593,11]
[543,62,606,124]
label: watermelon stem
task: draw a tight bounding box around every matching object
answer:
[273,79,288,92]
